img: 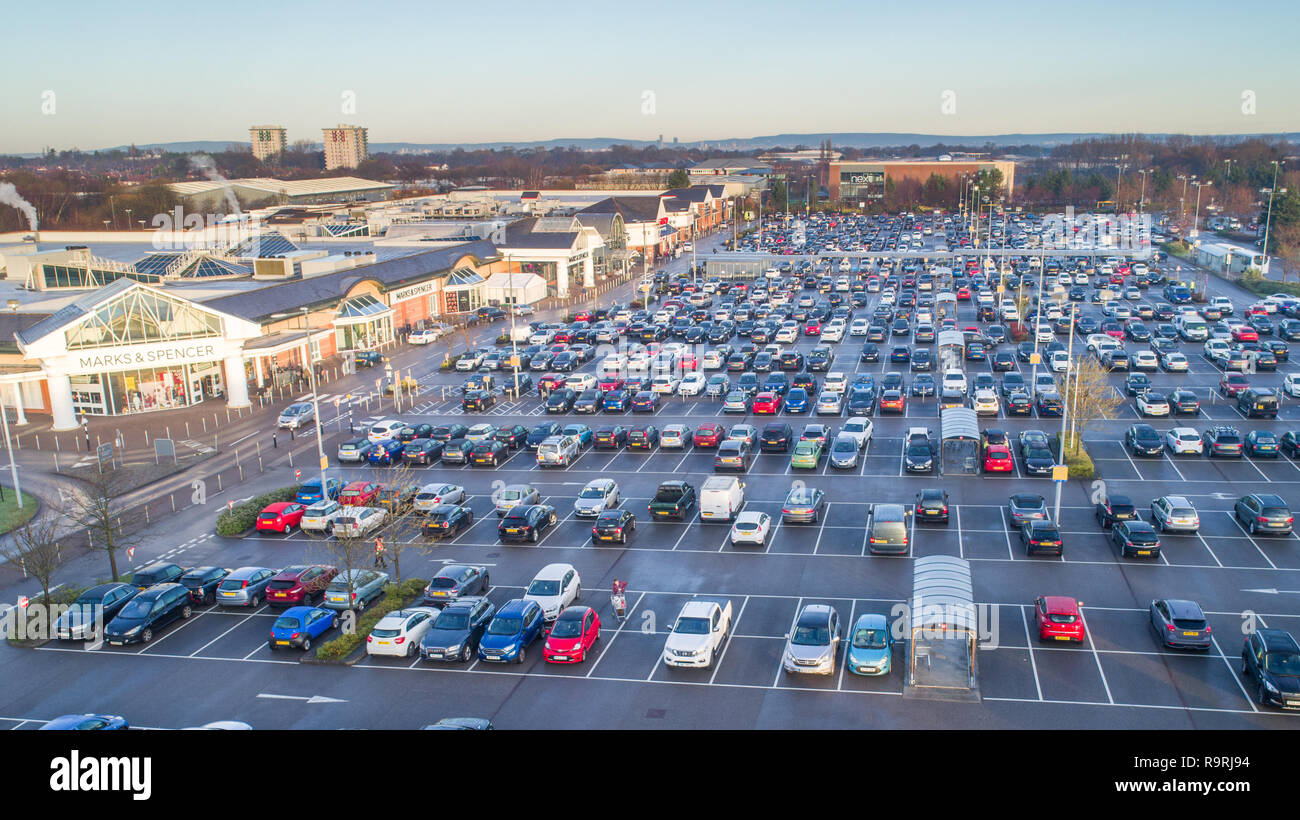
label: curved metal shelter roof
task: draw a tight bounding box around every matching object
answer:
[937,329,965,348]
[940,407,980,442]
[910,555,976,631]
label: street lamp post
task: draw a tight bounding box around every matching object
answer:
[1054,302,1078,522]
[0,389,21,509]
[1193,181,1211,237]
[272,309,329,497]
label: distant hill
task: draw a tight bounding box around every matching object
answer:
[21,131,1300,158]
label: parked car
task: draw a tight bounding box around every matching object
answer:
[269,606,338,652]
[323,569,389,612]
[103,583,193,645]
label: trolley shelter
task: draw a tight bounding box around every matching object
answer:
[939,407,980,476]
[904,555,980,701]
[936,329,965,372]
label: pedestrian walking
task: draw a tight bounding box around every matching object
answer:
[373,537,388,568]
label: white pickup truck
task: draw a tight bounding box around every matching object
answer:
[662,599,733,669]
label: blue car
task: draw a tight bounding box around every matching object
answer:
[367,439,405,466]
[40,713,129,731]
[763,373,790,395]
[631,391,658,412]
[784,387,810,414]
[269,606,337,651]
[846,613,893,676]
[477,599,546,663]
[296,477,343,505]
[602,389,630,412]
[560,424,593,448]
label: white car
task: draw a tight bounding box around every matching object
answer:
[1203,340,1229,361]
[972,389,999,416]
[850,318,872,336]
[840,417,874,450]
[1131,350,1159,371]
[1135,392,1170,417]
[1036,324,1055,343]
[1085,333,1114,352]
[702,350,726,369]
[601,354,626,373]
[650,375,680,394]
[677,373,706,396]
[367,420,406,444]
[821,323,846,342]
[464,423,496,441]
[409,328,443,345]
[660,424,688,448]
[1160,352,1189,372]
[300,500,344,533]
[942,370,968,396]
[815,392,842,415]
[455,351,485,371]
[332,506,387,538]
[775,326,799,344]
[366,607,440,657]
[729,511,772,546]
[1049,351,1070,373]
[566,373,596,392]
[1165,427,1204,455]
[523,563,581,623]
[1285,373,1300,398]
[823,372,848,394]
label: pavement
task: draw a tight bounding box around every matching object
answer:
[3,229,1300,729]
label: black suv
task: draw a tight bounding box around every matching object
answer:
[421,597,497,663]
[760,423,794,453]
[497,504,558,543]
[1238,387,1279,419]
[103,583,193,645]
[1241,629,1300,709]
[180,566,230,606]
[130,562,186,592]
[1095,495,1138,529]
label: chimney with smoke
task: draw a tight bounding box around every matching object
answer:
[0,183,39,240]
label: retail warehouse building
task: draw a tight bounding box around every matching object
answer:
[828,159,1016,204]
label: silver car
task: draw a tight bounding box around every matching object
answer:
[574,479,620,518]
[495,484,540,517]
[332,506,386,538]
[829,433,860,469]
[277,402,315,429]
[415,483,465,513]
[215,567,276,607]
[783,604,841,675]
[1150,495,1200,534]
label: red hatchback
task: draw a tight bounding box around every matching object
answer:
[543,606,600,664]
[1034,595,1086,643]
[956,287,971,301]
[693,423,724,448]
[597,375,625,392]
[752,391,782,414]
[983,444,1014,472]
[256,502,307,533]
[1231,325,1259,342]
[266,565,339,607]
[339,481,381,506]
[803,319,822,336]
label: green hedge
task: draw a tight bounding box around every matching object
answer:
[1161,240,1192,259]
[438,353,464,371]
[215,486,301,536]
[1050,433,1095,479]
[1237,275,1300,299]
[495,334,511,345]
[314,577,427,661]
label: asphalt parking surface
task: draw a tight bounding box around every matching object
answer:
[6,257,1300,730]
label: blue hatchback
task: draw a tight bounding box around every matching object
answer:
[40,713,129,730]
[296,477,343,505]
[846,613,893,676]
[477,599,545,663]
[784,388,809,414]
[269,606,337,651]
[367,439,405,465]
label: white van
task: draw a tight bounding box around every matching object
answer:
[699,476,745,521]
[536,435,580,468]
[1174,314,1208,342]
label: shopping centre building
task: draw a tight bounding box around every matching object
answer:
[0,239,503,429]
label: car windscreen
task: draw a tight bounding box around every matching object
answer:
[791,625,831,646]
[117,599,152,619]
[852,628,887,649]
[487,617,522,636]
[1265,652,1300,676]
[579,487,607,499]
[674,617,710,635]
[433,613,469,631]
[527,580,560,596]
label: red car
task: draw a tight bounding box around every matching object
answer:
[803,319,822,336]
[266,565,339,607]
[679,353,698,371]
[538,373,566,391]
[879,390,906,413]
[1034,595,1086,643]
[693,423,724,448]
[1219,373,1250,397]
[597,375,625,392]
[1231,325,1259,342]
[543,605,600,664]
[339,481,381,506]
[256,502,307,533]
[752,391,782,414]
[573,311,593,322]
[956,287,971,301]
[983,444,1014,472]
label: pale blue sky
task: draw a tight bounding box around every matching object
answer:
[3,0,1296,153]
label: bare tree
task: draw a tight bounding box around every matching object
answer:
[1,513,64,608]
[66,468,143,582]
[372,461,423,585]
[1063,356,1124,454]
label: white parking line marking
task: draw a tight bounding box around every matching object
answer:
[1019,607,1044,701]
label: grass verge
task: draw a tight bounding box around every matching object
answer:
[312,577,427,662]
[0,490,39,535]
[1050,432,1095,479]
[214,486,301,536]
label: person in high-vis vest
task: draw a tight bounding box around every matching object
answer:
[373,537,387,568]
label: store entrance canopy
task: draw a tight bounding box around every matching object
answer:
[485,272,547,305]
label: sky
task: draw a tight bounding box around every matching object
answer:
[2,0,1297,154]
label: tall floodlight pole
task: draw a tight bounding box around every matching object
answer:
[1054,302,1078,523]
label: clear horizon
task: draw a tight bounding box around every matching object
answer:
[3,0,1297,155]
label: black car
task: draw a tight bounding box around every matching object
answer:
[760,422,794,453]
[180,566,230,606]
[859,342,880,362]
[497,504,558,543]
[403,438,444,465]
[421,597,496,662]
[1281,430,1300,458]
[422,564,490,607]
[398,424,433,442]
[493,424,529,449]
[904,438,935,474]
[422,504,475,540]
[1169,389,1200,415]
[1095,495,1138,529]
[103,583,193,645]
[1021,520,1063,556]
[1238,387,1279,419]
[130,562,186,592]
[1241,629,1300,709]
[627,426,659,450]
[573,389,603,413]
[594,426,628,449]
[807,348,832,371]
[470,440,508,467]
[991,351,1015,372]
[54,582,139,641]
[779,351,805,371]
[1006,391,1033,416]
[1021,446,1055,476]
[914,488,949,524]
[430,424,469,443]
[462,390,496,412]
[1125,423,1163,456]
[1112,520,1161,558]
[502,374,534,398]
[439,438,472,465]
[545,388,576,413]
[1235,493,1294,535]
[526,423,561,449]
[592,509,637,544]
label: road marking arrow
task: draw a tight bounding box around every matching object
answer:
[256,693,348,704]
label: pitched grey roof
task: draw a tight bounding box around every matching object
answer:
[496,217,579,251]
[574,213,617,236]
[578,195,664,223]
[0,312,52,349]
[664,186,711,203]
[203,240,498,322]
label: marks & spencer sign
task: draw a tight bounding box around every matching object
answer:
[77,343,218,371]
